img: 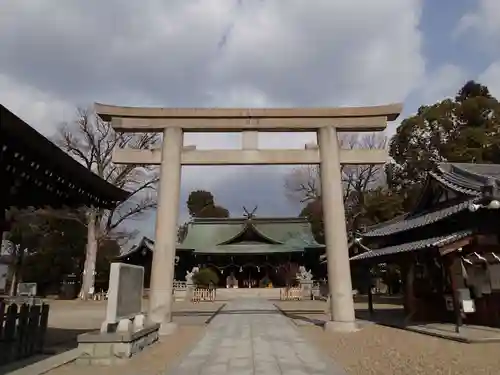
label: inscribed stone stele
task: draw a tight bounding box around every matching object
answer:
[106,263,144,323]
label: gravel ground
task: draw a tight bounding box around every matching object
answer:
[302,323,500,375]
[45,325,204,375]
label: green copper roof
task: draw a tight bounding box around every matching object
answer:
[195,243,307,254]
[119,217,324,258]
[178,217,323,252]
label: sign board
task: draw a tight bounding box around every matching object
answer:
[444,295,454,311]
[17,282,37,296]
[105,263,144,323]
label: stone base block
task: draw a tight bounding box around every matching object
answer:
[324,320,360,333]
[76,323,160,365]
[159,321,178,336]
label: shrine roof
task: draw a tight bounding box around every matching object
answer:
[0,105,129,208]
[350,229,473,262]
[178,216,323,251]
[361,199,475,237]
[431,163,500,196]
[192,243,306,254]
[119,216,324,259]
[361,163,500,238]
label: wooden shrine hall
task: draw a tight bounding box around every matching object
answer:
[0,104,128,237]
[119,216,325,288]
[351,163,500,328]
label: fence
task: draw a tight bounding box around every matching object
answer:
[191,288,216,303]
[280,287,302,301]
[173,281,187,290]
[312,281,329,300]
[0,300,50,365]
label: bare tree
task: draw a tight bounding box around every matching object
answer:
[54,108,160,300]
[284,132,387,207]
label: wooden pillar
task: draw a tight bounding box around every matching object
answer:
[444,255,463,333]
[402,261,416,320]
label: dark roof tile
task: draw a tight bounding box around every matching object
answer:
[350,230,472,261]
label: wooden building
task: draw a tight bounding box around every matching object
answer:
[0,104,128,233]
[351,163,500,328]
[0,104,128,295]
[0,104,128,211]
[119,216,325,288]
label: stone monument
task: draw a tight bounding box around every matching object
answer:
[77,263,160,365]
[297,266,314,300]
[184,266,199,301]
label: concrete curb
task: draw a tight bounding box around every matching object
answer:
[3,348,80,375]
[388,324,500,344]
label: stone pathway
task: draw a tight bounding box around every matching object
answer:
[166,298,346,375]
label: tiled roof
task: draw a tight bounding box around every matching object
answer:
[1,104,129,208]
[118,236,154,259]
[178,217,323,250]
[362,162,500,238]
[118,217,324,258]
[362,199,475,237]
[350,230,473,262]
[194,244,306,254]
[436,163,500,193]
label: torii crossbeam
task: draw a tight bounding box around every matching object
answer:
[96,102,402,334]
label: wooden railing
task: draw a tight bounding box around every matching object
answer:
[191,288,216,303]
[280,287,302,301]
[0,300,50,365]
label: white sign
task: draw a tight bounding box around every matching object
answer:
[462,299,476,313]
[17,282,37,296]
[489,264,500,291]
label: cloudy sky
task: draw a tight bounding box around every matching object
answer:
[2,0,500,239]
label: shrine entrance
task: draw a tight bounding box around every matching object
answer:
[96,102,402,334]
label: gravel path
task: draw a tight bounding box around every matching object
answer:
[302,323,500,375]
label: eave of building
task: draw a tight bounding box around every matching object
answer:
[350,230,473,262]
[361,199,475,238]
[119,234,323,259]
[191,243,307,254]
[0,105,129,208]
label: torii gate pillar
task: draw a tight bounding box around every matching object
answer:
[319,126,356,331]
[148,127,182,334]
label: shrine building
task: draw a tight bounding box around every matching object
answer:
[119,216,325,288]
[351,163,500,329]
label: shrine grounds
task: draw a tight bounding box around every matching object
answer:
[5,296,500,375]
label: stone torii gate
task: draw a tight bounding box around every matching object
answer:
[96,103,402,334]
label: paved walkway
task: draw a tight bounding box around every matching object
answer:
[167,298,345,375]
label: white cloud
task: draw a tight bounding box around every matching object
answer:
[0,0,426,225]
[455,0,500,100]
[417,64,468,105]
[455,0,500,42]
[479,62,500,98]
[0,74,74,135]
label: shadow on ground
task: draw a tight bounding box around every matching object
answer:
[0,303,225,374]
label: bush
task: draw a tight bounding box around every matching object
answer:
[192,267,219,287]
